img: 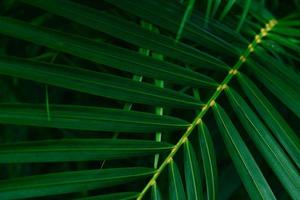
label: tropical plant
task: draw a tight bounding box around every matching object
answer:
[0,0,299,199]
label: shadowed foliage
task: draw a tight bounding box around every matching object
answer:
[0,0,299,199]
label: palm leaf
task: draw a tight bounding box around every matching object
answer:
[103,0,239,55]
[76,192,139,200]
[238,73,300,168]
[151,183,162,200]
[169,160,186,200]
[21,0,228,71]
[0,139,173,163]
[183,139,203,200]
[0,56,201,108]
[226,88,300,199]
[198,122,217,200]
[247,59,300,117]
[213,103,276,200]
[0,17,216,88]
[0,0,299,199]
[0,104,189,132]
[0,168,153,199]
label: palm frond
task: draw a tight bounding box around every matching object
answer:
[0,0,299,199]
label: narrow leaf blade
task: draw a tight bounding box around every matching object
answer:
[213,103,276,200]
[198,123,218,200]
[169,160,186,200]
[183,139,203,200]
[0,168,153,199]
[0,56,201,109]
[225,88,300,199]
[238,73,300,168]
[0,104,189,132]
[0,17,217,88]
[76,192,139,200]
[0,139,173,163]
[151,183,162,200]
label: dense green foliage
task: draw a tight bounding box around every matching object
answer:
[0,0,299,199]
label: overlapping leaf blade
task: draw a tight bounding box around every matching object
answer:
[183,139,203,200]
[238,73,300,168]
[236,0,251,32]
[104,0,239,55]
[198,123,218,200]
[151,183,162,200]
[0,139,173,163]
[268,33,300,53]
[169,160,186,200]
[76,192,139,200]
[211,0,221,18]
[175,0,195,42]
[0,168,154,199]
[225,88,300,199]
[213,103,276,200]
[219,0,236,20]
[0,17,217,88]
[0,104,189,132]
[247,59,300,118]
[21,0,229,71]
[0,56,201,109]
[253,48,300,89]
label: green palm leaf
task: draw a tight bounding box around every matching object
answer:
[247,59,300,117]
[76,192,139,200]
[78,192,138,200]
[0,56,201,108]
[0,139,173,163]
[21,0,228,71]
[0,17,216,88]
[0,168,153,199]
[226,88,300,199]
[198,123,217,200]
[213,103,276,200]
[103,0,239,55]
[183,139,203,200]
[151,183,162,200]
[0,0,299,199]
[0,104,189,132]
[169,160,186,200]
[238,73,300,168]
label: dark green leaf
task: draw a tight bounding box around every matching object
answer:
[151,183,162,200]
[184,139,203,200]
[267,33,300,53]
[238,73,300,168]
[0,139,173,163]
[169,160,186,200]
[253,48,300,89]
[0,17,217,88]
[0,56,201,109]
[225,88,300,199]
[76,192,139,200]
[247,59,300,118]
[0,168,153,199]
[198,123,218,200]
[0,104,189,132]
[103,0,239,55]
[176,0,195,42]
[212,103,276,200]
[219,0,236,20]
[236,0,251,32]
[21,0,229,71]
